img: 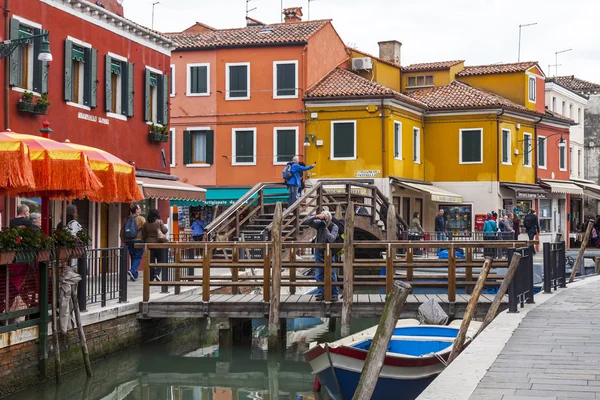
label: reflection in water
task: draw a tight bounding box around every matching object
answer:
[7,317,379,400]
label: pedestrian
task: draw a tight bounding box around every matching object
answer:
[491,211,498,222]
[302,210,339,301]
[142,208,168,282]
[505,213,514,233]
[523,209,540,241]
[283,156,316,206]
[434,208,446,241]
[512,215,521,240]
[410,211,424,233]
[30,212,42,233]
[498,215,506,232]
[9,204,32,229]
[60,204,83,236]
[483,213,498,257]
[298,161,307,197]
[120,203,146,281]
[191,215,205,241]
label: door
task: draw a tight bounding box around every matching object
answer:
[402,197,410,226]
[415,198,423,225]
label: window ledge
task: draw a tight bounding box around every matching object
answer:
[539,166,547,170]
[394,157,403,161]
[186,92,210,97]
[146,121,164,127]
[232,162,257,166]
[501,162,512,166]
[523,165,532,168]
[185,163,211,168]
[273,94,299,100]
[226,97,250,101]
[273,161,292,166]
[106,112,127,121]
[67,102,91,111]
[407,84,434,89]
[459,161,483,165]
[331,157,357,161]
[413,161,422,165]
[170,164,176,168]
[11,87,41,97]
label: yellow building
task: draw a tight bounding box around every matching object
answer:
[401,60,465,92]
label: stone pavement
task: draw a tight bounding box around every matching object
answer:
[468,277,600,400]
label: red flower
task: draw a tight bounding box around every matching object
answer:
[15,237,21,244]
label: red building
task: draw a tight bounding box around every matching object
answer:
[0,0,202,246]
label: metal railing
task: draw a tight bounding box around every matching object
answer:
[543,241,567,293]
[78,247,128,310]
[507,246,535,313]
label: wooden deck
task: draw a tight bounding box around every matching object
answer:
[142,292,508,319]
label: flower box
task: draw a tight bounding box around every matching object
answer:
[148,131,169,143]
[0,251,15,265]
[71,246,86,259]
[17,102,37,113]
[36,249,52,262]
[34,104,48,115]
[56,247,71,261]
[14,250,36,264]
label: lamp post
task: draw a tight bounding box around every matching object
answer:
[517,22,537,62]
[555,48,572,76]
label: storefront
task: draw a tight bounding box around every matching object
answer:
[500,183,549,239]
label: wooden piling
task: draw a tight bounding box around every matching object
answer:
[174,248,181,295]
[142,245,150,302]
[202,242,210,302]
[341,201,355,338]
[385,205,397,294]
[595,257,600,275]
[569,220,593,283]
[448,257,493,364]
[448,244,456,303]
[70,287,93,377]
[268,202,283,352]
[50,263,62,384]
[476,252,522,337]
[352,281,412,400]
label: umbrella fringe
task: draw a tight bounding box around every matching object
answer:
[0,146,35,190]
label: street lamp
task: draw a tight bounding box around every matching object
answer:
[0,31,52,61]
[555,48,572,76]
[518,22,537,62]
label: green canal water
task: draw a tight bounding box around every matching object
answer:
[6,318,380,400]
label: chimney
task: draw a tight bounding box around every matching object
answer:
[283,7,303,23]
[378,40,402,64]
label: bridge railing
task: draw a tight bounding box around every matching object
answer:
[542,241,567,293]
[507,246,535,312]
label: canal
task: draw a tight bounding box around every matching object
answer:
[6,317,379,400]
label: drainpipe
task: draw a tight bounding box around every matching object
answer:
[533,114,544,185]
[381,98,386,185]
[496,110,504,192]
[4,0,10,130]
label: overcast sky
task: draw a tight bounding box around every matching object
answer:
[123,0,599,83]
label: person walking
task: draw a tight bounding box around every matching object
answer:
[483,213,498,257]
[121,204,146,281]
[512,215,521,240]
[434,209,446,241]
[523,209,540,241]
[284,156,316,206]
[191,215,205,241]
[302,210,339,301]
[9,204,32,229]
[410,212,424,233]
[142,209,168,282]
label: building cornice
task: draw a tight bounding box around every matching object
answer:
[545,82,589,105]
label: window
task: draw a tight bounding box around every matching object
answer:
[169,128,176,167]
[562,101,566,116]
[569,147,573,175]
[273,61,298,98]
[394,121,402,160]
[331,121,356,160]
[528,76,536,102]
[578,108,582,125]
[569,103,573,119]
[187,63,209,96]
[413,127,421,163]
[578,150,582,177]
[538,136,546,169]
[501,129,511,164]
[183,129,214,166]
[64,38,98,108]
[105,53,133,118]
[226,62,250,100]
[459,128,483,164]
[407,75,434,88]
[232,128,256,165]
[523,133,532,167]
[552,97,556,111]
[539,199,551,233]
[273,127,298,164]
[144,67,168,125]
[559,145,566,171]
[170,64,175,97]
[9,17,48,94]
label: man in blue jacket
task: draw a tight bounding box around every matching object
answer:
[285,156,316,206]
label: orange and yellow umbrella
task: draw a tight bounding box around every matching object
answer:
[3,132,103,199]
[0,132,36,193]
[62,142,143,203]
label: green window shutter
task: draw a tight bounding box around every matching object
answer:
[229,65,247,98]
[162,74,169,125]
[32,28,42,92]
[83,47,92,105]
[183,130,192,165]
[40,30,49,94]
[88,48,98,107]
[191,66,208,94]
[206,130,214,164]
[144,68,151,121]
[64,40,73,102]
[394,124,400,158]
[538,137,545,167]
[333,122,355,158]
[126,62,134,117]
[502,131,509,163]
[461,130,482,163]
[276,129,295,163]
[105,55,112,111]
[235,130,254,163]
[9,18,20,86]
[276,63,295,96]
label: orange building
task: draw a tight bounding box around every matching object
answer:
[166,8,347,204]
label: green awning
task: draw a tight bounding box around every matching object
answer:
[72,46,85,62]
[170,187,288,207]
[18,25,33,44]
[149,73,157,87]
[111,60,121,75]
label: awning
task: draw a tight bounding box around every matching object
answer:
[571,179,600,200]
[392,180,463,203]
[539,180,584,195]
[203,187,288,206]
[501,183,548,199]
[137,177,206,201]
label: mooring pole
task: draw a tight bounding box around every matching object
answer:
[341,201,355,337]
[569,219,593,283]
[268,202,283,352]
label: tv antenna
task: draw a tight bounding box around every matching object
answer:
[308,0,316,20]
[246,0,257,21]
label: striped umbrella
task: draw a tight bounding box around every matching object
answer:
[0,132,36,193]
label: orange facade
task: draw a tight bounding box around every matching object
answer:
[170,22,348,188]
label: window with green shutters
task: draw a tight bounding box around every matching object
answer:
[233,128,256,165]
[183,130,214,165]
[226,63,250,100]
[105,54,134,117]
[64,38,97,107]
[331,121,356,160]
[144,67,169,125]
[501,129,511,164]
[559,145,566,170]
[459,129,482,164]
[538,136,546,168]
[274,128,297,164]
[523,133,532,167]
[413,127,421,163]
[394,121,402,159]
[9,18,48,94]
[273,61,297,98]
[187,63,209,96]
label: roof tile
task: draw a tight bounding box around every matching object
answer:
[456,61,538,77]
[403,60,464,72]
[552,75,600,93]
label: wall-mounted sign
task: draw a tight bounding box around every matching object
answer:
[515,191,546,199]
[78,112,110,125]
[355,170,381,178]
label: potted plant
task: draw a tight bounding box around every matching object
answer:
[148,123,170,143]
[72,229,91,258]
[35,93,52,115]
[17,91,37,113]
[0,228,21,265]
[14,229,38,263]
[53,228,77,260]
[37,233,54,262]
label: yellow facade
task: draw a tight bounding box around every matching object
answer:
[401,62,465,92]
[423,113,536,183]
[305,102,424,181]
[350,50,401,92]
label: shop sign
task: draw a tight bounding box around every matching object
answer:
[516,191,546,199]
[355,170,381,178]
[431,194,462,203]
[78,112,110,125]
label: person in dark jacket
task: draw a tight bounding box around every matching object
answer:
[523,209,540,240]
[434,209,446,241]
[302,211,338,301]
[285,157,316,206]
[142,209,168,282]
[512,215,521,240]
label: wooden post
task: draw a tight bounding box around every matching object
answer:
[447,257,493,364]
[465,248,473,295]
[476,252,522,337]
[202,243,210,302]
[289,247,297,295]
[174,248,181,295]
[263,245,270,302]
[268,360,280,400]
[70,287,93,377]
[50,263,62,384]
[352,281,412,400]
[142,245,150,302]
[268,202,283,352]
[371,187,377,225]
[595,257,600,275]
[406,247,414,282]
[38,262,49,377]
[385,243,393,294]
[448,245,456,303]
[386,204,397,241]
[324,244,332,302]
[386,204,397,294]
[231,246,239,295]
[569,220,593,283]
[341,201,355,338]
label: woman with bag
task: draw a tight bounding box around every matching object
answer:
[142,209,169,282]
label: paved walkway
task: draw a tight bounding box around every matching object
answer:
[468,278,600,400]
